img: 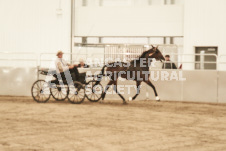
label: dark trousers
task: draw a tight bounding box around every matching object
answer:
[54,66,79,83]
[69,66,80,81]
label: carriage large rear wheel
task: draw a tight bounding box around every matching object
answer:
[50,84,68,101]
[31,80,51,103]
[67,81,85,104]
[85,80,103,102]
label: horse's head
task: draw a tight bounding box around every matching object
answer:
[146,45,165,62]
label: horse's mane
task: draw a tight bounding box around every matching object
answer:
[130,49,152,64]
[139,50,150,58]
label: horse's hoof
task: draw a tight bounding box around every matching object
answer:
[156,96,160,101]
[128,97,132,101]
[123,101,128,105]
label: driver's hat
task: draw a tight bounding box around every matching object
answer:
[56,50,63,56]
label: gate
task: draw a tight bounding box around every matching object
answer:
[104,45,146,63]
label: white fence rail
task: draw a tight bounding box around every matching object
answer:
[0,50,224,70]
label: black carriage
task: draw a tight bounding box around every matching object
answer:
[31,69,103,104]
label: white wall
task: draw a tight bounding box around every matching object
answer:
[75,0,184,7]
[74,6,184,37]
[0,67,37,96]
[1,0,226,70]
[0,0,71,54]
[183,0,226,69]
[1,67,224,103]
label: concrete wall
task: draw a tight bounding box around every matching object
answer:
[218,71,226,103]
[0,67,37,96]
[1,67,224,103]
[98,69,224,103]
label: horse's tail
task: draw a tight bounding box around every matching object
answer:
[95,65,107,85]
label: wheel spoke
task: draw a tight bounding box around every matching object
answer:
[68,82,85,104]
[86,81,103,102]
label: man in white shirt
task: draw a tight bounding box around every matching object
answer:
[55,50,80,82]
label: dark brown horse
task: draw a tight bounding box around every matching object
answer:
[95,46,165,104]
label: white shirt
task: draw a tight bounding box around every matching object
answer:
[55,58,70,73]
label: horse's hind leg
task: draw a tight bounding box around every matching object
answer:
[144,80,160,101]
[131,81,141,101]
[112,81,126,104]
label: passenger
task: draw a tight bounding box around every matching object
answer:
[162,55,177,69]
[76,58,90,68]
[55,50,79,82]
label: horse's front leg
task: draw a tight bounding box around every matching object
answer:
[130,81,142,101]
[144,79,160,101]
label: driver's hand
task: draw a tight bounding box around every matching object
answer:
[68,65,74,69]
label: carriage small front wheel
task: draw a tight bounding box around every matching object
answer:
[31,80,51,103]
[67,81,85,104]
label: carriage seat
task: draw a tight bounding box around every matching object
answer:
[39,68,57,76]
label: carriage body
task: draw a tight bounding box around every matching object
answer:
[31,68,103,104]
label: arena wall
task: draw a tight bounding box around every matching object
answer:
[0,67,37,96]
[0,67,225,103]
[218,71,226,103]
[102,70,219,103]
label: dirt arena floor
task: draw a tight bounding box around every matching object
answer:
[0,96,226,151]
